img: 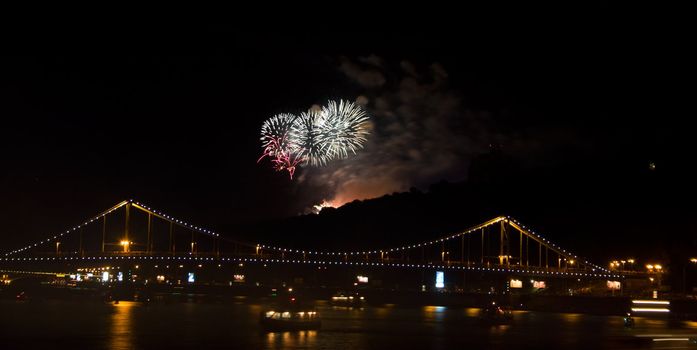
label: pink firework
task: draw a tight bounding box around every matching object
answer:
[257,101,371,179]
[258,113,304,179]
[267,138,305,179]
[258,136,305,179]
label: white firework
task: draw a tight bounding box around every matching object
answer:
[288,109,331,166]
[258,99,371,178]
[259,113,297,158]
[317,100,370,159]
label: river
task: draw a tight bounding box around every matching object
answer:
[2,299,696,349]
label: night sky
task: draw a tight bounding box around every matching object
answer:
[0,24,692,262]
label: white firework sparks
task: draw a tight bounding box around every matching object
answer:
[259,113,297,159]
[258,100,371,179]
[317,100,370,160]
[288,109,332,167]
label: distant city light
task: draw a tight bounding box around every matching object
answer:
[607,281,621,290]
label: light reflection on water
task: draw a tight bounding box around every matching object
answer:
[265,330,317,349]
[109,301,136,350]
[562,312,583,324]
[3,300,697,349]
[465,307,480,317]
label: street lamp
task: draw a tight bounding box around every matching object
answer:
[56,241,61,255]
[120,240,130,253]
[646,264,663,292]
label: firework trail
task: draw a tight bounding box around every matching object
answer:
[258,100,370,179]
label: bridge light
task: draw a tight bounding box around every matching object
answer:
[120,240,130,252]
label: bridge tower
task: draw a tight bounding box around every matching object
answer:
[499,219,510,266]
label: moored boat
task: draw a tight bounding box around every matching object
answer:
[330,291,366,307]
[260,296,321,331]
[260,309,321,331]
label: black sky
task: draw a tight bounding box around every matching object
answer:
[0,22,693,258]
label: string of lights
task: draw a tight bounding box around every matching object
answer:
[129,200,222,238]
[258,216,610,273]
[0,255,622,279]
[3,199,235,257]
[3,200,130,257]
[0,269,69,276]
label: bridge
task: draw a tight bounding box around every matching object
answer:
[0,200,619,282]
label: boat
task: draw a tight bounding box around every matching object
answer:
[330,291,366,307]
[480,301,513,324]
[260,297,321,331]
[260,309,321,331]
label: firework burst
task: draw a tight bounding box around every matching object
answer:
[258,113,297,162]
[289,109,332,167]
[318,100,370,160]
[257,100,371,179]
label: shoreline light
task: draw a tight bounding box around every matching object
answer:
[632,300,670,305]
[631,308,670,313]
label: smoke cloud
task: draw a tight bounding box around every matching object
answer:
[298,56,501,207]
